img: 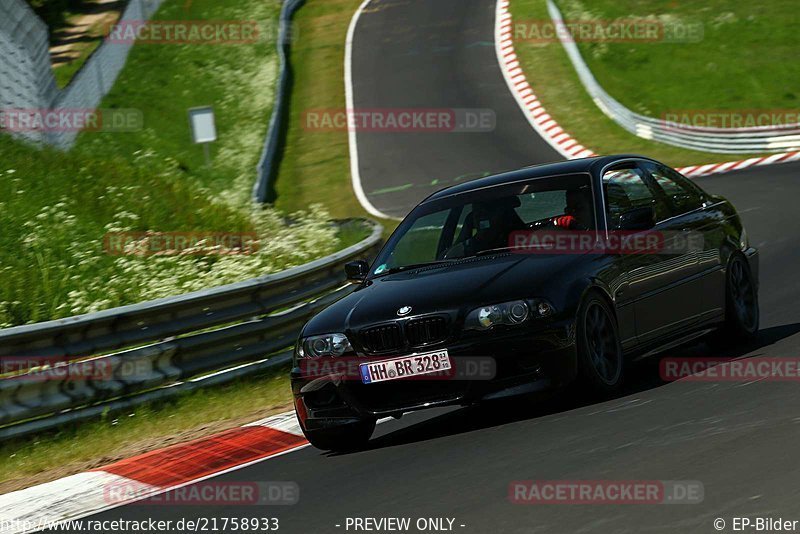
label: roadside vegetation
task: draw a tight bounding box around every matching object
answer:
[0,0,364,328]
[508,0,771,167]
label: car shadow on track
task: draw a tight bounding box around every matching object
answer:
[330,322,800,455]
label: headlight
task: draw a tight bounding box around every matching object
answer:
[299,333,352,358]
[740,227,748,250]
[465,299,554,331]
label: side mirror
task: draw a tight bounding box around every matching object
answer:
[344,260,369,283]
[617,206,656,231]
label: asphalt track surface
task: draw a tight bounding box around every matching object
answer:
[79,1,800,533]
[350,0,561,218]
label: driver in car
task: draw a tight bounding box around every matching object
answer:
[554,187,594,230]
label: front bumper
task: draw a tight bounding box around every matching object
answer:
[291,319,577,432]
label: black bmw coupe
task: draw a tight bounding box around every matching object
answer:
[291,155,759,451]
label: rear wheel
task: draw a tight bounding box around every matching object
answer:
[577,293,624,393]
[303,419,376,452]
[721,254,759,341]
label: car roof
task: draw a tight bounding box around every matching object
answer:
[421,154,655,203]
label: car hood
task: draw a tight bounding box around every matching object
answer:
[303,253,590,334]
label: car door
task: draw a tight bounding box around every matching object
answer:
[601,161,701,346]
[641,162,724,325]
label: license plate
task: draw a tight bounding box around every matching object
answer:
[360,350,451,384]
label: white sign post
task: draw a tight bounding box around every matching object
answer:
[188,106,217,166]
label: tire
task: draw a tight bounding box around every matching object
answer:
[719,253,759,342]
[303,419,376,452]
[576,292,624,394]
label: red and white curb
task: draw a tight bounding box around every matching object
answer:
[495,0,596,161]
[676,152,800,178]
[0,411,309,533]
[495,0,800,178]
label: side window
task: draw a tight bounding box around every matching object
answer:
[645,163,704,217]
[602,167,661,227]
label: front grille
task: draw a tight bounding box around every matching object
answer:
[406,316,448,347]
[358,316,449,354]
[360,323,402,353]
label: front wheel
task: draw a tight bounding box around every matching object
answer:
[303,419,376,452]
[576,293,624,394]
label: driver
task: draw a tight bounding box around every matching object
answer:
[554,187,594,230]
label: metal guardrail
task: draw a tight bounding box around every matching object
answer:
[253,0,306,203]
[0,219,383,442]
[546,0,800,154]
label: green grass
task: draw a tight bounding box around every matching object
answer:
[75,0,283,200]
[0,363,294,492]
[509,0,766,167]
[53,39,102,88]
[274,0,398,237]
[555,0,800,115]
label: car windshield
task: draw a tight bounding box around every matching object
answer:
[371,174,595,276]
